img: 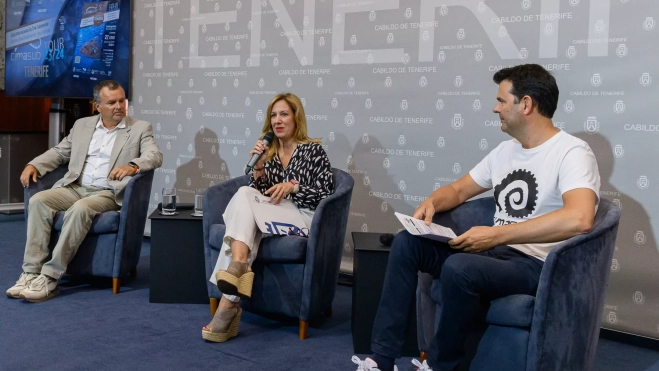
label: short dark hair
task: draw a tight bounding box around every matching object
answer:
[493,64,559,118]
[93,80,123,104]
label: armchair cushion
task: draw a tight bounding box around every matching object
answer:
[486,295,535,328]
[52,210,121,234]
[208,224,308,264]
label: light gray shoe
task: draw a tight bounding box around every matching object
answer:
[19,274,59,303]
[6,272,39,298]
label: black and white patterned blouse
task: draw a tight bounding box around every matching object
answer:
[249,142,333,210]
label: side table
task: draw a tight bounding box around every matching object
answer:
[351,232,419,356]
[149,209,208,304]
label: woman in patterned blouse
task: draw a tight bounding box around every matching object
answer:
[202,93,334,343]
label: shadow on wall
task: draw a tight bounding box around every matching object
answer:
[174,129,231,203]
[330,132,416,270]
[575,132,658,337]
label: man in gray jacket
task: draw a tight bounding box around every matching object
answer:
[6,80,163,302]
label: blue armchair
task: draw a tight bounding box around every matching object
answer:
[203,168,354,339]
[416,197,621,371]
[24,164,155,294]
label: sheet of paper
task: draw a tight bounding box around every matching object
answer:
[248,193,308,236]
[394,212,457,243]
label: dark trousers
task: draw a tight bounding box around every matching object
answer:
[370,231,544,370]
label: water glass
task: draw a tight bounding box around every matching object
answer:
[194,189,204,216]
[161,188,177,215]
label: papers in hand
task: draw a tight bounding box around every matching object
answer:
[248,193,308,236]
[394,212,457,243]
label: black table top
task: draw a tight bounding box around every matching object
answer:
[148,209,203,221]
[351,231,393,252]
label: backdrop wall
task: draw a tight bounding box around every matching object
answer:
[131,0,659,339]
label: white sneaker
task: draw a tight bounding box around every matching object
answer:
[6,272,39,298]
[411,359,433,371]
[351,356,398,371]
[19,274,59,303]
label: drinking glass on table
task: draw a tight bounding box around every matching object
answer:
[161,188,177,215]
[193,189,204,216]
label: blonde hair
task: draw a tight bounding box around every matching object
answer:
[261,93,321,162]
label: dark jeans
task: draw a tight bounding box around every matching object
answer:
[370,231,544,371]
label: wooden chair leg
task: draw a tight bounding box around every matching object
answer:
[130,267,137,278]
[420,352,428,362]
[299,320,309,340]
[112,278,120,294]
[324,304,333,317]
[210,298,219,316]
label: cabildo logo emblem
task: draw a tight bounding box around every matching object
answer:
[475,49,483,61]
[361,223,368,233]
[499,26,508,37]
[365,99,372,109]
[564,100,575,113]
[383,158,390,168]
[436,99,445,111]
[418,160,425,172]
[438,51,446,62]
[616,44,627,57]
[614,100,625,114]
[591,73,602,87]
[452,114,463,130]
[640,73,652,86]
[381,202,388,212]
[363,176,370,187]
[362,133,369,144]
[398,135,406,146]
[480,139,488,150]
[634,291,645,305]
[643,17,655,31]
[519,48,528,60]
[347,155,353,165]
[345,112,354,127]
[437,137,446,148]
[608,312,617,324]
[401,100,408,111]
[611,259,619,272]
[584,116,599,133]
[453,163,461,174]
[473,99,481,111]
[329,132,335,142]
[457,28,465,40]
[454,75,463,87]
[440,5,448,16]
[613,145,624,158]
[566,46,577,59]
[399,180,406,191]
[635,230,646,244]
[332,98,338,108]
[522,0,531,10]
[186,108,193,120]
[256,110,263,123]
[637,176,649,189]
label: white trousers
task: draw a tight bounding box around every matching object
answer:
[210,186,314,302]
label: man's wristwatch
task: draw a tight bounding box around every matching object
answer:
[289,179,300,194]
[128,162,139,174]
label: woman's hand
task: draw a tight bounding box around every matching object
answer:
[249,140,268,168]
[265,182,295,204]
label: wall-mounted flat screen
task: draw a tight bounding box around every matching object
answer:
[4,0,131,98]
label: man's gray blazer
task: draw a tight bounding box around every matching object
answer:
[29,115,163,205]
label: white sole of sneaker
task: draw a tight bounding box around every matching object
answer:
[20,287,60,303]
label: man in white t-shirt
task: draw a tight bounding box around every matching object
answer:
[352,64,600,371]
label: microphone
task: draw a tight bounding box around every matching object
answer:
[379,233,395,246]
[245,131,275,175]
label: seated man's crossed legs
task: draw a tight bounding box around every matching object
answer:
[6,184,118,302]
[354,231,543,371]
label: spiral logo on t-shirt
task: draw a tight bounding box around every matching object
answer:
[493,169,538,218]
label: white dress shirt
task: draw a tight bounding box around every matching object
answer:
[80,118,126,189]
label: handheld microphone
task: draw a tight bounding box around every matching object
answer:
[245,131,275,175]
[379,233,395,246]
